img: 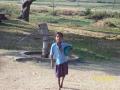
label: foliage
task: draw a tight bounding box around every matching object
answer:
[0,3,19,17]
[87,11,120,21]
[84,8,92,16]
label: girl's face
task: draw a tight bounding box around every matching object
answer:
[55,34,62,43]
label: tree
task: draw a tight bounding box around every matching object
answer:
[18,0,36,22]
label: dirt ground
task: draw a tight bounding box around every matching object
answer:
[0,50,120,90]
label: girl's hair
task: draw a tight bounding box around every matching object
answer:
[55,32,63,37]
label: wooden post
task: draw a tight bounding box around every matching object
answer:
[38,23,49,58]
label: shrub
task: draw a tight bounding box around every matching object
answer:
[84,8,92,15]
[49,9,78,16]
[88,11,108,20]
[79,8,92,16]
[86,11,120,21]
[49,10,58,16]
[31,8,48,14]
[104,21,117,27]
[78,11,87,16]
[62,10,77,16]
[0,3,19,17]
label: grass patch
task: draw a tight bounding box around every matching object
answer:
[85,18,120,34]
[30,13,93,27]
[0,3,19,17]
[64,34,120,61]
[88,28,120,34]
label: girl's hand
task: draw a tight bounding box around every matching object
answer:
[51,59,54,69]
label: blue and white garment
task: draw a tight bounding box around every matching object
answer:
[50,42,71,65]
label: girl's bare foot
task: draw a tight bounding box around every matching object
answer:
[59,87,61,90]
[60,84,63,88]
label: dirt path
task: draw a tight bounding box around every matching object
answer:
[0,51,120,90]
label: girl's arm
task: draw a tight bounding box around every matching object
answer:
[49,44,55,69]
[50,55,54,69]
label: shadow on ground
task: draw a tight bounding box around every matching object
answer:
[0,20,42,50]
[0,19,33,30]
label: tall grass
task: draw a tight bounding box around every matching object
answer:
[30,13,93,27]
[86,10,120,20]
[0,3,19,17]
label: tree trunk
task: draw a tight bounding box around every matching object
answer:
[18,0,33,22]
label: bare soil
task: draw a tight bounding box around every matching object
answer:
[0,50,120,90]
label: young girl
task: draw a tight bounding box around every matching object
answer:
[50,32,72,90]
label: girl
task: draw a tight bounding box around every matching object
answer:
[50,32,72,90]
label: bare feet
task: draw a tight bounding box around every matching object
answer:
[59,87,61,90]
[60,84,63,88]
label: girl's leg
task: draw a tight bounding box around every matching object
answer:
[58,77,61,89]
[60,76,65,88]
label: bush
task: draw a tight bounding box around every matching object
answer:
[31,8,48,14]
[111,12,120,18]
[0,3,19,17]
[62,10,77,16]
[78,11,85,16]
[49,10,78,16]
[84,8,92,15]
[87,11,108,20]
[79,8,92,16]
[87,11,120,21]
[49,10,58,16]
[104,21,117,27]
